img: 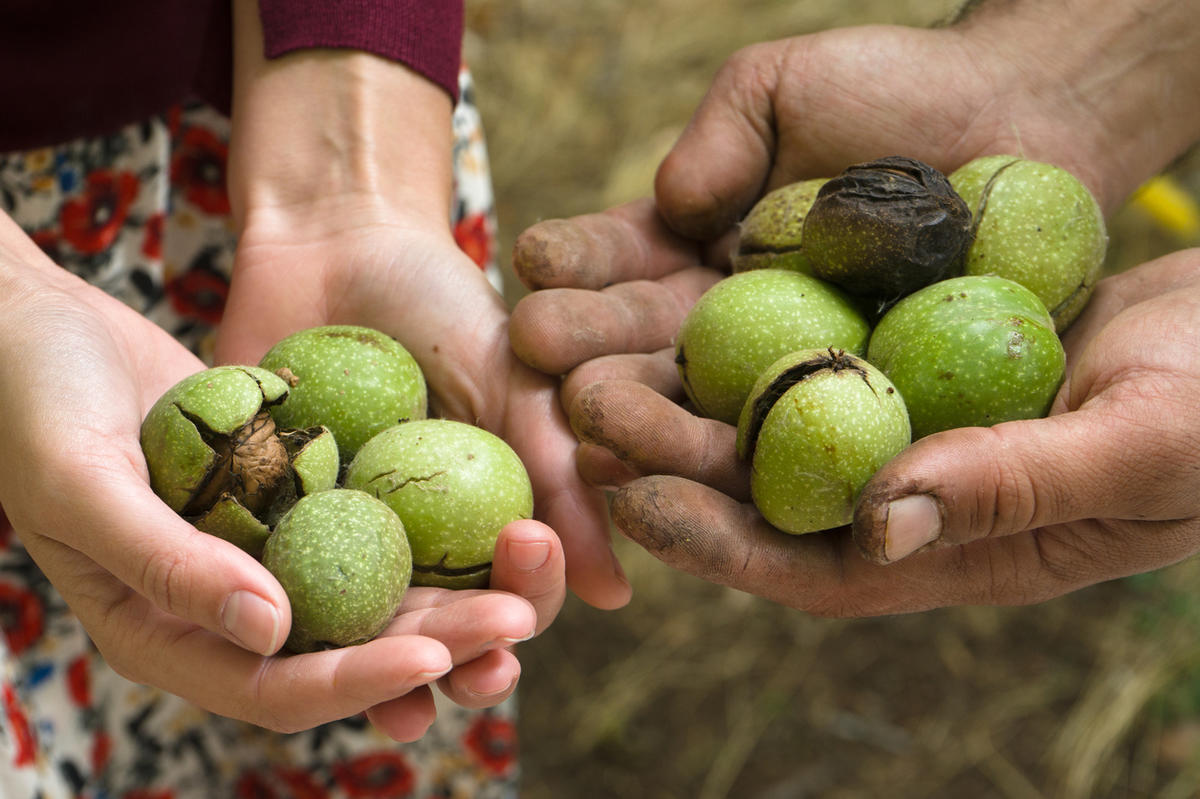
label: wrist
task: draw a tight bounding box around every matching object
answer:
[228,0,454,236]
[952,0,1200,211]
[0,213,72,306]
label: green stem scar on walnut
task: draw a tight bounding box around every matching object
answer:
[140,365,339,557]
[736,348,911,535]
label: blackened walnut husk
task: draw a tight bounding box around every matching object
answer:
[801,156,973,307]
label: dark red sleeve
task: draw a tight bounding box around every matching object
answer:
[257,0,464,101]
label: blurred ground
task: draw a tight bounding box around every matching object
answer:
[463,1,1200,797]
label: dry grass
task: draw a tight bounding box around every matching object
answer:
[463,1,1200,796]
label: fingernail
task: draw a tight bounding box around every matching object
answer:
[221,591,281,656]
[507,539,551,572]
[493,630,536,649]
[469,675,519,700]
[884,495,941,562]
[417,665,455,683]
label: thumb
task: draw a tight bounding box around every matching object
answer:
[653,42,781,240]
[44,471,293,656]
[852,406,1189,564]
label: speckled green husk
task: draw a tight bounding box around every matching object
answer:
[733,178,829,274]
[674,270,871,425]
[259,325,427,463]
[141,365,290,513]
[191,497,272,556]
[140,365,334,556]
[343,419,533,589]
[949,155,1107,331]
[739,349,910,535]
[263,489,411,653]
[867,275,1065,438]
[286,427,340,497]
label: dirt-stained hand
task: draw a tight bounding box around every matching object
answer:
[575,249,1200,615]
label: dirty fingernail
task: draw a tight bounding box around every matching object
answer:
[883,494,941,563]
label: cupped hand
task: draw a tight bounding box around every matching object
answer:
[543,246,1200,616]
[508,6,1200,616]
[651,15,1173,245]
[214,209,626,615]
[0,224,561,738]
[507,16,1134,387]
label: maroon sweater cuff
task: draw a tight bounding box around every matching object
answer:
[257,0,464,102]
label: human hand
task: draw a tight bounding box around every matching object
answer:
[558,247,1200,616]
[217,1,630,612]
[215,215,605,622]
[509,0,1200,615]
[649,0,1200,243]
[510,0,1200,382]
[0,219,562,739]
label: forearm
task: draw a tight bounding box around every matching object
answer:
[951,0,1200,208]
[228,0,455,236]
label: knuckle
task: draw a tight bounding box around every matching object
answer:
[245,665,309,734]
[137,547,193,618]
[719,43,776,98]
[943,425,1040,543]
[97,643,144,685]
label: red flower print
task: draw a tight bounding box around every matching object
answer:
[67,655,91,706]
[171,127,230,215]
[122,791,175,799]
[59,170,140,254]
[0,505,11,549]
[463,714,518,776]
[2,682,36,767]
[29,228,61,262]
[165,104,183,138]
[165,266,228,325]
[274,767,328,799]
[91,730,112,773]
[236,767,327,799]
[142,212,165,259]
[0,581,44,655]
[332,751,415,798]
[453,212,492,269]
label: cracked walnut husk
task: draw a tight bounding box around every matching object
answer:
[140,365,338,557]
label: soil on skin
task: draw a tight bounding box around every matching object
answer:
[466,0,1200,795]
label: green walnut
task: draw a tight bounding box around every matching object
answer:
[802,156,973,308]
[263,488,412,653]
[259,325,427,463]
[733,178,829,274]
[737,348,911,535]
[674,269,871,425]
[140,365,339,557]
[343,419,533,589]
[949,155,1107,331]
[867,275,1066,438]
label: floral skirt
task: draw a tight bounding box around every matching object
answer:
[0,71,518,799]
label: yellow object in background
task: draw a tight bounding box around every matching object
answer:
[1130,174,1200,243]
